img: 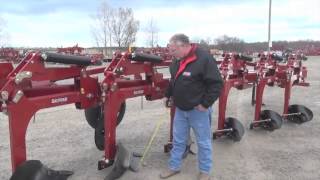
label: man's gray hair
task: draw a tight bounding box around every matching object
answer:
[170,33,190,45]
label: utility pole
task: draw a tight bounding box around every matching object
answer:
[268,0,272,54]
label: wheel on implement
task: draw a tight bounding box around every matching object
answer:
[287,104,313,124]
[224,117,245,141]
[94,102,126,150]
[259,110,283,131]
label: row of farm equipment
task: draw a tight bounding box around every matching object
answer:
[211,52,312,141]
[0,48,20,63]
[0,45,105,64]
[0,46,313,179]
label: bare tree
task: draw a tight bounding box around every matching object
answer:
[109,7,139,47]
[145,18,159,47]
[92,2,139,48]
[91,1,112,48]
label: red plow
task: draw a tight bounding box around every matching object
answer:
[0,48,313,179]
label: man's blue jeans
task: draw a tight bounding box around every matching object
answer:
[169,107,212,174]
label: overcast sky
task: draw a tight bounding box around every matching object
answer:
[0,0,319,47]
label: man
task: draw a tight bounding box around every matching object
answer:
[160,34,223,180]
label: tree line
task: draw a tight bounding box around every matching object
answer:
[196,35,320,54]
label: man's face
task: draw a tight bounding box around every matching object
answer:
[168,41,185,59]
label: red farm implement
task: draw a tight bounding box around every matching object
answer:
[0,47,313,180]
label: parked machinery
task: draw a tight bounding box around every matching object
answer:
[213,52,313,139]
[212,53,256,141]
[0,47,313,179]
[0,51,171,179]
[57,44,84,55]
[0,47,20,63]
[250,53,313,129]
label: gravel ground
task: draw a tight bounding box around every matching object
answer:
[0,56,319,180]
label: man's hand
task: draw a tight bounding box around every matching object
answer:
[195,104,207,112]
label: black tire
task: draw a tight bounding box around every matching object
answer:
[94,118,105,151]
[85,102,126,129]
[84,105,101,129]
[225,117,245,141]
[260,110,283,131]
[94,102,126,150]
[287,104,313,124]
